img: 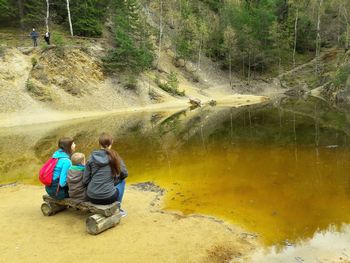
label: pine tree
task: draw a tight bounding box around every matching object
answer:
[69,0,109,37]
[22,0,46,27]
[0,0,13,21]
[103,0,154,72]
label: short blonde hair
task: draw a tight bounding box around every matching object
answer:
[71,152,85,165]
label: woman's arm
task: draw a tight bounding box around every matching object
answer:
[83,160,92,186]
[119,159,128,180]
[59,159,72,187]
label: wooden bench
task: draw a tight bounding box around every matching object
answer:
[41,195,122,235]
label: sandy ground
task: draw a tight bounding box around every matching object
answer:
[0,184,257,263]
[0,95,268,128]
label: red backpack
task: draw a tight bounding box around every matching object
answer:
[39,158,59,186]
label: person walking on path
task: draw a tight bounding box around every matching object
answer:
[30,28,39,47]
[44,31,50,45]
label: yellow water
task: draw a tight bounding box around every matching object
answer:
[128,145,350,246]
[1,102,350,247]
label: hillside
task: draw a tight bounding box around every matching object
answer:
[1,0,350,126]
[0,43,270,127]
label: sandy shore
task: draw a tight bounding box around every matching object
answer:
[0,183,258,263]
[0,95,268,128]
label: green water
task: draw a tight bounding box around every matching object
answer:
[1,97,350,247]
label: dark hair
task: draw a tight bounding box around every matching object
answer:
[58,137,74,156]
[99,133,121,176]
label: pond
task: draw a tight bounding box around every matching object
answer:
[1,96,350,252]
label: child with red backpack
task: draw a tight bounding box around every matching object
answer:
[44,137,75,200]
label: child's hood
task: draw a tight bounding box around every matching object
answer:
[52,149,70,159]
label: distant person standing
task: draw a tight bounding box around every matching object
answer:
[44,31,50,45]
[30,28,39,47]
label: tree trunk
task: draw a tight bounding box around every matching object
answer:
[337,5,341,45]
[66,0,74,36]
[343,6,349,50]
[17,0,24,30]
[41,202,66,216]
[278,44,281,74]
[293,8,299,68]
[315,0,323,76]
[86,213,122,235]
[157,0,163,67]
[242,56,245,78]
[248,52,251,85]
[45,0,50,32]
[347,23,349,50]
[197,36,202,71]
[229,52,232,89]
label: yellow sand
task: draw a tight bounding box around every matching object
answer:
[0,184,258,263]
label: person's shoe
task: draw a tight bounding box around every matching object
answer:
[119,209,127,218]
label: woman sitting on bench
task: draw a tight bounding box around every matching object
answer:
[83,133,128,216]
[46,137,75,200]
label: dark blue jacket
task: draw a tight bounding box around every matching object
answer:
[30,31,39,39]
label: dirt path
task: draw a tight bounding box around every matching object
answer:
[0,184,258,263]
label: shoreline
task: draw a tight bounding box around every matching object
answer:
[0,183,259,263]
[0,94,268,128]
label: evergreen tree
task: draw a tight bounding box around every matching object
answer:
[0,0,13,21]
[103,0,154,72]
[70,0,109,37]
[22,0,46,27]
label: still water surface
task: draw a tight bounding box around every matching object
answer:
[1,97,350,250]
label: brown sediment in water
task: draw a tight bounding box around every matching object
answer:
[0,184,258,263]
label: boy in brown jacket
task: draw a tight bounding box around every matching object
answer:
[67,153,87,202]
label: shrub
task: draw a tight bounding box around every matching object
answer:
[125,75,138,90]
[155,72,185,96]
[333,64,350,89]
[52,32,64,46]
[49,32,66,57]
[26,80,36,92]
[31,57,37,67]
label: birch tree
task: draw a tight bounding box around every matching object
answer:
[224,26,236,89]
[293,8,298,68]
[45,0,49,32]
[315,0,324,76]
[289,0,303,68]
[66,0,73,36]
[156,0,163,68]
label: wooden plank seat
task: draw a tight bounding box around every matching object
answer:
[41,195,119,216]
[41,195,122,235]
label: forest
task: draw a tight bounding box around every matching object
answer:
[1,0,350,87]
